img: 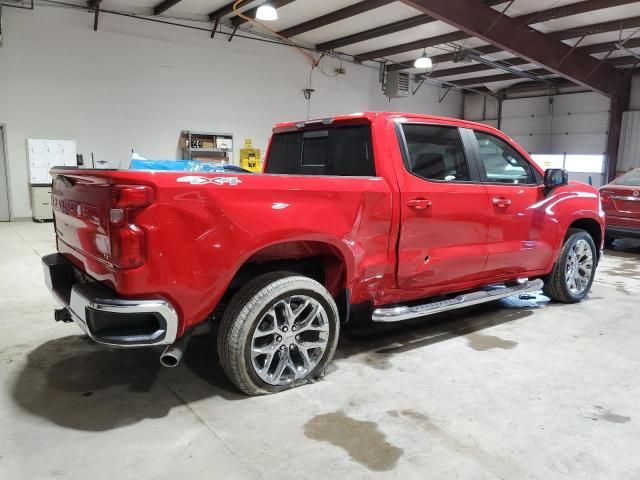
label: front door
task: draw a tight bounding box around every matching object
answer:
[395,122,491,291]
[469,129,557,276]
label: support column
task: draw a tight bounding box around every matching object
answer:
[606,79,631,182]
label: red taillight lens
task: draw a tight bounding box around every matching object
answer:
[600,189,613,204]
[112,185,154,209]
[110,225,146,268]
[109,185,153,268]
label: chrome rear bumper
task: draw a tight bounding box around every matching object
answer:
[42,253,178,347]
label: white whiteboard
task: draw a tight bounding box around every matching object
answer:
[27,139,77,184]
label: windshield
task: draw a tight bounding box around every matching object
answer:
[612,169,640,186]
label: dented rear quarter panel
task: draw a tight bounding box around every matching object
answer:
[52,168,397,335]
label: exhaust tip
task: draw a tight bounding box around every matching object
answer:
[160,353,180,368]
[159,332,193,368]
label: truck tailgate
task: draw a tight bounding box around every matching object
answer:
[52,173,112,266]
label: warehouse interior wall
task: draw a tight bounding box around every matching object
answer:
[0,6,463,219]
[629,74,640,111]
[466,77,640,177]
[464,90,611,186]
[464,91,610,155]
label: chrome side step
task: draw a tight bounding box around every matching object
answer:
[372,279,544,323]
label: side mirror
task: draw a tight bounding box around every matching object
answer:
[544,168,569,188]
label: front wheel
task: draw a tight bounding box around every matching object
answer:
[543,228,597,303]
[218,272,339,396]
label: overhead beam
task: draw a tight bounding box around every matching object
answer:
[397,0,626,96]
[477,78,579,95]
[582,37,640,56]
[317,0,506,51]
[514,0,638,25]
[453,68,553,87]
[554,15,640,39]
[428,38,640,79]
[278,0,392,38]
[429,58,529,78]
[209,0,247,21]
[318,15,435,51]
[387,17,640,73]
[357,1,640,62]
[447,57,638,87]
[358,31,472,62]
[231,0,296,27]
[153,0,183,15]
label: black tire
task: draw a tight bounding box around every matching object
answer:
[217,272,340,396]
[543,228,597,303]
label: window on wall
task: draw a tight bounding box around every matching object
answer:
[400,124,470,181]
[474,131,534,184]
[564,154,604,173]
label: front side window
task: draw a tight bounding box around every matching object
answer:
[400,124,470,181]
[474,131,534,184]
[265,125,375,176]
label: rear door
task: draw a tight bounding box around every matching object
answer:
[395,122,490,290]
[468,129,557,276]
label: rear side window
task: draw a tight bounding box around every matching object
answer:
[612,169,640,186]
[400,124,470,181]
[265,125,375,176]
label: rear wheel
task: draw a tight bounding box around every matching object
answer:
[543,229,597,303]
[218,272,339,396]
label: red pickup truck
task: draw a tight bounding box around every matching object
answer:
[43,112,604,395]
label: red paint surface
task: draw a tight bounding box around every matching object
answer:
[601,173,640,232]
[50,112,603,336]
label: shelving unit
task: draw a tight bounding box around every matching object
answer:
[181,131,233,163]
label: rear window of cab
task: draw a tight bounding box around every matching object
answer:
[265,125,375,176]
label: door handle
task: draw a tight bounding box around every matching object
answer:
[407,198,432,209]
[492,197,512,207]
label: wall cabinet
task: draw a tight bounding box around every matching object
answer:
[27,138,77,184]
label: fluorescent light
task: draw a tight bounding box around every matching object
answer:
[414,49,433,69]
[256,3,278,21]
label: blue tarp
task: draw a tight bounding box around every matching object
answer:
[130,159,248,173]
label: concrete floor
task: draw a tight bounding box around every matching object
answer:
[1,221,639,480]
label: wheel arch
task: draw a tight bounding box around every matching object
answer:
[568,217,603,255]
[235,239,351,292]
[545,214,604,275]
[214,239,355,323]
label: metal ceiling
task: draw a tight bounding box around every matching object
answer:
[16,0,640,94]
[6,0,636,178]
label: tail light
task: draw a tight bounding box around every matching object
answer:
[109,185,154,268]
[600,189,613,205]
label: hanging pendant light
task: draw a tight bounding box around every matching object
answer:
[414,49,433,69]
[256,2,278,21]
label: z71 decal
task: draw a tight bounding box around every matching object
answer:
[177,176,243,186]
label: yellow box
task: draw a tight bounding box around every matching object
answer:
[240,139,262,172]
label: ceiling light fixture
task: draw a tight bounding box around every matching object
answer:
[414,49,433,70]
[256,2,278,21]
